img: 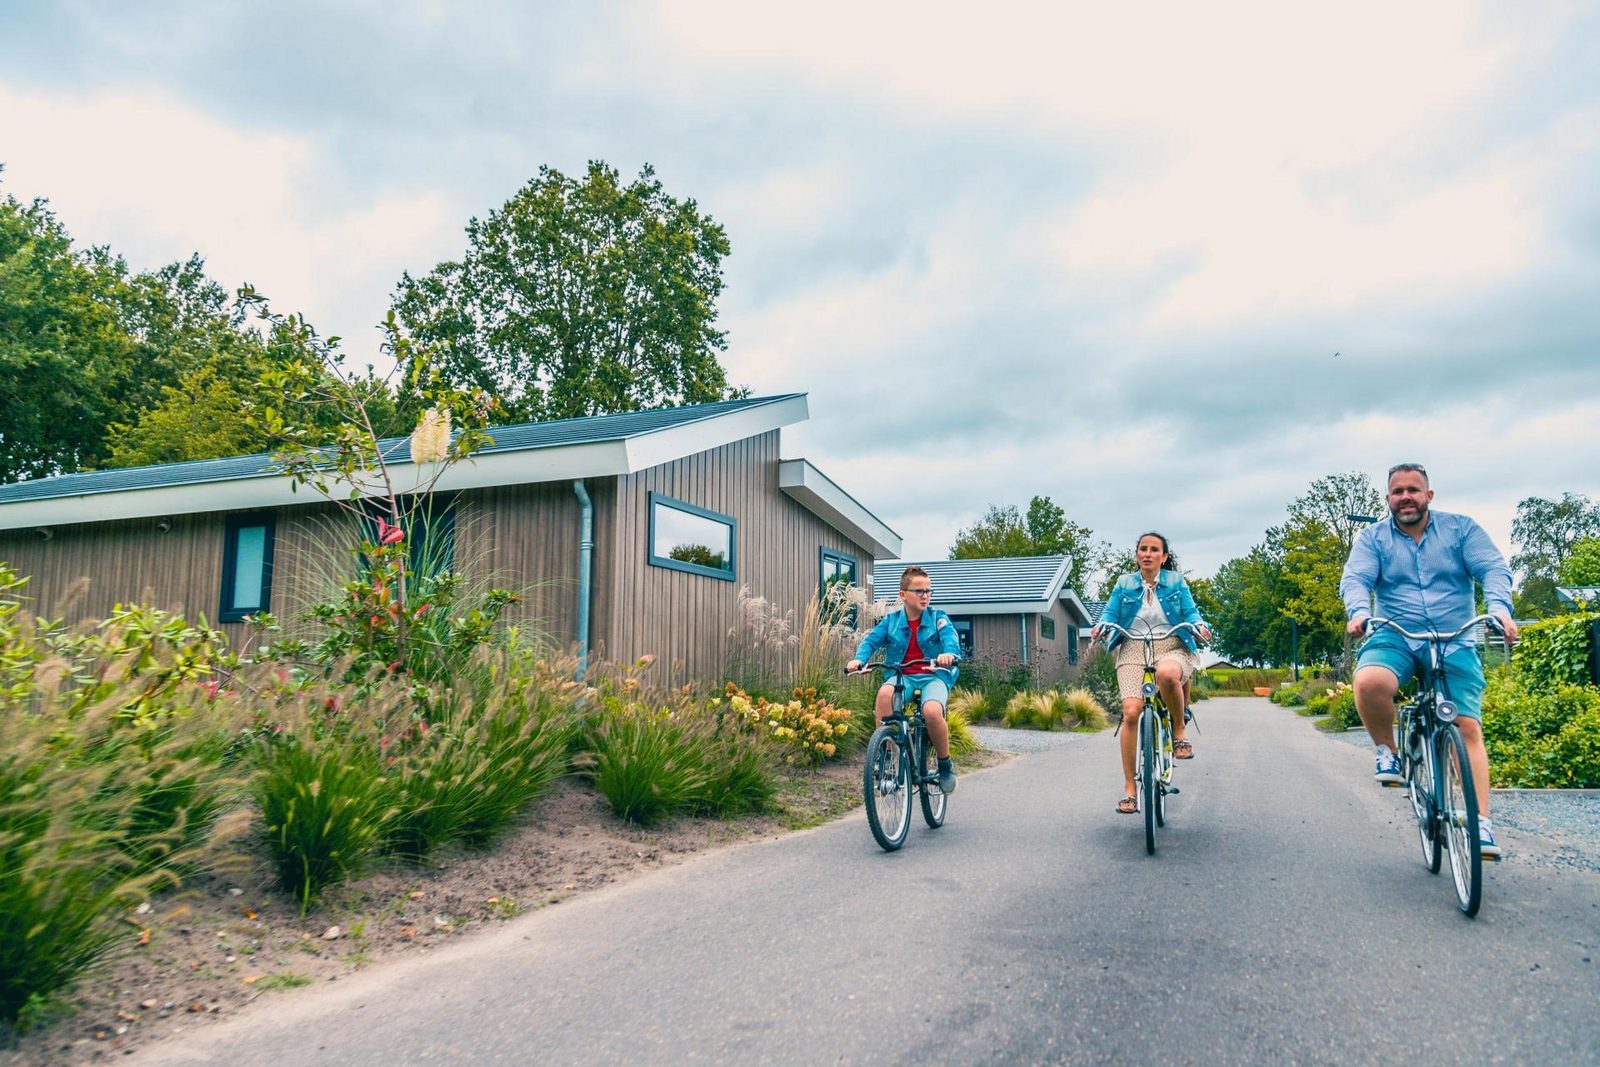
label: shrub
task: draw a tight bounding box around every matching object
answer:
[1304,683,1358,730]
[1527,704,1600,788]
[1060,687,1112,731]
[1512,613,1598,693]
[584,710,709,827]
[1001,690,1045,729]
[1078,648,1121,718]
[945,707,979,758]
[724,685,853,766]
[255,733,395,913]
[382,658,574,860]
[696,731,776,817]
[1482,667,1600,787]
[948,688,991,724]
[1,704,245,1026]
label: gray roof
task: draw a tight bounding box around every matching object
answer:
[0,394,804,505]
[1556,586,1600,608]
[873,556,1088,621]
[1082,598,1108,625]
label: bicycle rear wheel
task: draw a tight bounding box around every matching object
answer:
[1439,724,1482,917]
[918,730,947,829]
[1405,724,1441,873]
[1139,710,1157,855]
[864,723,911,851]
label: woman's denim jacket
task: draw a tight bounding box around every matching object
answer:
[853,607,961,687]
[1098,570,1205,653]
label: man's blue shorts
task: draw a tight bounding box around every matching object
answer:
[1356,628,1486,719]
[883,675,950,712]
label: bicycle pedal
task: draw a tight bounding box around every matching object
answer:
[1380,781,1403,788]
[1162,785,1179,795]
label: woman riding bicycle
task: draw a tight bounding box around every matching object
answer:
[1091,532,1210,815]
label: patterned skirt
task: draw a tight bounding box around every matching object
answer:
[1114,634,1197,703]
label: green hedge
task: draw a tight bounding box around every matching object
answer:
[1512,613,1598,692]
[1481,667,1600,788]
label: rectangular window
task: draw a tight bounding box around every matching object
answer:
[1067,625,1079,665]
[219,512,275,622]
[1040,615,1056,641]
[361,494,456,579]
[949,616,975,658]
[819,548,859,627]
[648,492,736,581]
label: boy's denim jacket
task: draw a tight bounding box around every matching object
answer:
[853,607,962,687]
[1098,570,1206,653]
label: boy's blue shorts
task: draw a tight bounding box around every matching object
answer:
[1356,629,1486,719]
[883,675,950,711]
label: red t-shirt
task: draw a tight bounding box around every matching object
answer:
[904,615,933,675]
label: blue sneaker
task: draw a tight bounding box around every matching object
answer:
[1479,821,1502,860]
[937,759,957,794]
[1374,750,1402,785]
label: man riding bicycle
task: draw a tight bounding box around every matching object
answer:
[847,566,961,793]
[1340,463,1518,858]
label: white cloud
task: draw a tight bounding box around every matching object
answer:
[0,83,459,363]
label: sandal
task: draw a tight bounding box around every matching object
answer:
[1174,739,1194,759]
[1116,795,1138,814]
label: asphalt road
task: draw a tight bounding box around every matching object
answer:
[144,697,1600,1066]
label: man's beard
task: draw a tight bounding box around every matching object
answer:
[1392,503,1429,528]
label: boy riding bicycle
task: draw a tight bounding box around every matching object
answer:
[847,566,962,793]
[1340,463,1518,857]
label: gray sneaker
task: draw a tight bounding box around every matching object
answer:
[937,760,957,794]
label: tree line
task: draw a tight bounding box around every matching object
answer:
[0,161,738,484]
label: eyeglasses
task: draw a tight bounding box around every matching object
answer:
[905,587,932,596]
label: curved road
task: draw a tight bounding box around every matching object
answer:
[144,697,1599,1066]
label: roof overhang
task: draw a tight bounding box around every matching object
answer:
[778,459,901,559]
[0,396,811,532]
[1058,589,1093,625]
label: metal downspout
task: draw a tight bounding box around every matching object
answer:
[1020,615,1029,666]
[573,480,593,680]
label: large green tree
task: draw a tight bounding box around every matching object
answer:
[1,179,323,479]
[0,190,133,481]
[393,161,738,422]
[1558,536,1600,587]
[1208,545,1294,667]
[949,495,1108,593]
[1511,492,1600,616]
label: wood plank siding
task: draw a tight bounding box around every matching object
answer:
[602,431,873,682]
[0,430,874,685]
[955,606,1077,686]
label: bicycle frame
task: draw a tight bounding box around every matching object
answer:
[1367,614,1499,916]
[1098,621,1202,853]
[849,659,954,851]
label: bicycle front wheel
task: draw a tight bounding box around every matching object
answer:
[918,731,947,829]
[1154,711,1169,828]
[1439,724,1482,917]
[864,723,912,851]
[1406,725,1441,873]
[1139,710,1157,855]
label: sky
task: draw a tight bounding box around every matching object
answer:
[3,1,1598,579]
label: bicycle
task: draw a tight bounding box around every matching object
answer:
[1098,621,1203,855]
[846,659,955,852]
[1366,614,1504,917]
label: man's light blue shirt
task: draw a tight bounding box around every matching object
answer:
[1340,509,1513,653]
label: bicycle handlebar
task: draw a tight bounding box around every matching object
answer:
[1096,620,1206,646]
[1364,614,1504,643]
[844,657,958,677]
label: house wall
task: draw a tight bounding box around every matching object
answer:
[0,431,875,685]
[0,500,363,645]
[601,430,874,682]
[950,608,1077,686]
